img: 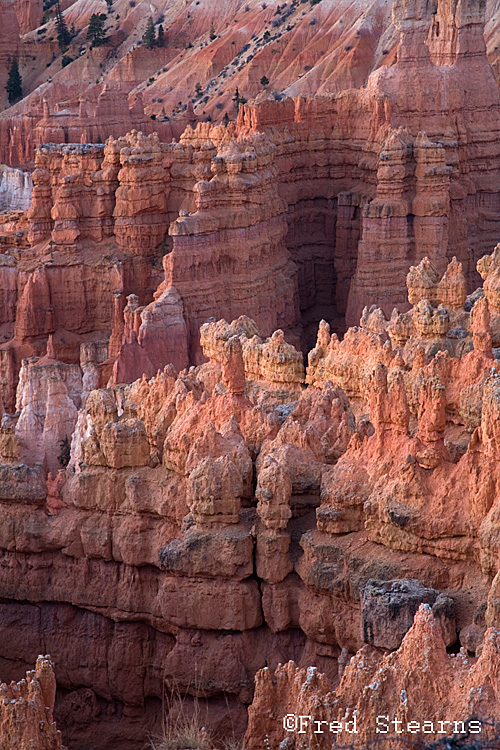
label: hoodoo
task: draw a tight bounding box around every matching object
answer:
[1,0,500,748]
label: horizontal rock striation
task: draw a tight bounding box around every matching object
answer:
[1,251,500,745]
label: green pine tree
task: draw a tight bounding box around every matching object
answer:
[86,13,107,47]
[55,0,71,49]
[232,87,247,112]
[6,58,22,105]
[142,17,156,49]
[157,24,165,47]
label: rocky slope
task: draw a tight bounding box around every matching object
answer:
[1,0,500,404]
[1,0,500,169]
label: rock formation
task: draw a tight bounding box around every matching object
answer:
[2,248,500,745]
[0,166,32,211]
[0,655,65,750]
[1,0,500,748]
[244,605,500,750]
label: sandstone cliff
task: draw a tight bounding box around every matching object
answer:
[245,605,500,749]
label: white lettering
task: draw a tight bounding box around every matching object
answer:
[313,720,328,734]
[329,721,343,733]
[376,715,390,733]
[298,716,311,734]
[344,715,358,734]
[469,721,482,734]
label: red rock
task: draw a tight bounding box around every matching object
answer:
[0,655,65,750]
[244,605,500,750]
[2,1,500,746]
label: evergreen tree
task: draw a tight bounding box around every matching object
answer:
[232,87,247,112]
[86,13,107,47]
[223,112,230,126]
[5,58,22,105]
[209,23,216,41]
[55,0,71,49]
[260,75,269,86]
[58,436,71,467]
[157,24,165,47]
[142,17,156,49]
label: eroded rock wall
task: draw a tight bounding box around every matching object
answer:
[2,257,500,746]
[236,0,500,338]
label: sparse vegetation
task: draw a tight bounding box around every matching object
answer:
[86,13,107,47]
[58,436,71,468]
[209,23,216,41]
[55,0,71,49]
[5,58,22,104]
[143,17,156,49]
[61,55,73,67]
[232,87,247,111]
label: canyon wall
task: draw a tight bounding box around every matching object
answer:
[237,0,500,335]
[1,254,500,746]
[2,0,498,386]
[245,605,500,750]
[1,1,500,747]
